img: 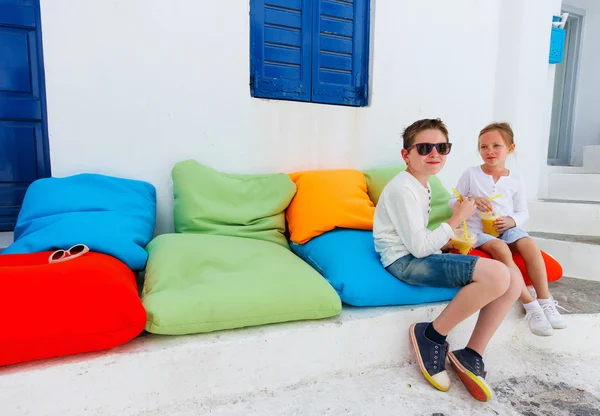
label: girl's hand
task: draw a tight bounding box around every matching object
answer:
[474,197,493,212]
[494,216,516,233]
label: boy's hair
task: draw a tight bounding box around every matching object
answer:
[479,122,514,146]
[402,118,449,150]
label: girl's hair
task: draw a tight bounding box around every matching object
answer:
[478,122,514,147]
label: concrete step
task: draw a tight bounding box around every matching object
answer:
[531,231,600,281]
[526,199,600,236]
[547,172,600,202]
[2,276,599,416]
[547,165,585,174]
[125,347,600,416]
[583,145,600,173]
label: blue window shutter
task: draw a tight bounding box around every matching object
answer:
[250,0,312,101]
[311,0,369,106]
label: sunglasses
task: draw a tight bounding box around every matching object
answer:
[48,244,90,264]
[406,142,452,156]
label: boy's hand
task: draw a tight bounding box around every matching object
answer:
[447,198,476,230]
[474,197,493,212]
[441,240,453,252]
[494,216,516,233]
[455,198,476,221]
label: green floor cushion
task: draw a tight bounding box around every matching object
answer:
[172,159,296,248]
[141,233,342,335]
[364,165,454,230]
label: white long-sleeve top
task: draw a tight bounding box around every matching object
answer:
[448,166,530,234]
[374,171,454,267]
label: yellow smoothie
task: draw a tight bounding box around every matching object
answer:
[480,211,500,237]
[451,229,477,255]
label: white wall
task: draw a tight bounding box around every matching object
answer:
[564,0,600,166]
[39,0,555,235]
[494,0,561,199]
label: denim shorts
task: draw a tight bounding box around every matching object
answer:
[474,227,530,248]
[385,253,479,288]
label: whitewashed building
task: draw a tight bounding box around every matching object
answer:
[1,0,599,414]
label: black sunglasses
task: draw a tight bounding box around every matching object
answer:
[406,142,452,156]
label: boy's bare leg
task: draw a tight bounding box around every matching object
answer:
[432,258,510,338]
[443,270,520,404]
[466,268,522,354]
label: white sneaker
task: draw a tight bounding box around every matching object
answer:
[540,299,568,329]
[524,307,554,336]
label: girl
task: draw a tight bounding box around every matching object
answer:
[449,122,566,337]
[374,118,522,402]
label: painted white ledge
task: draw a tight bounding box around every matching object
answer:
[2,301,598,416]
[526,200,600,236]
[547,173,600,202]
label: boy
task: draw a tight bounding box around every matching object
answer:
[373,119,522,401]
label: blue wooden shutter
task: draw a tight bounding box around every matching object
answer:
[250,0,312,101]
[311,0,369,106]
[0,0,50,231]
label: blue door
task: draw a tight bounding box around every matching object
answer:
[0,0,50,231]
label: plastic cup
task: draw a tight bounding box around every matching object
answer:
[451,229,477,255]
[480,211,500,237]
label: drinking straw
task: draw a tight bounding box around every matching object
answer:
[452,189,469,238]
[488,194,502,201]
[452,188,463,202]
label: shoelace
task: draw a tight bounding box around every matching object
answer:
[541,300,569,316]
[524,307,547,323]
[466,354,485,378]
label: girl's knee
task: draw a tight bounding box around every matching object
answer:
[487,242,513,262]
[518,237,539,252]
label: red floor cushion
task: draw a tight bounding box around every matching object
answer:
[469,249,563,286]
[0,251,146,366]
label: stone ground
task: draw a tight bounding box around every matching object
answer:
[126,277,600,416]
[131,344,600,416]
[549,277,600,314]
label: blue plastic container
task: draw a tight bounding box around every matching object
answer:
[549,20,566,64]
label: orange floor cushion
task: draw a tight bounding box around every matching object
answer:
[469,249,563,286]
[0,251,146,366]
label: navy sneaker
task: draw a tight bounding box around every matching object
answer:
[409,322,450,391]
[448,349,493,402]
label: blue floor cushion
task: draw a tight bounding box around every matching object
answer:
[3,174,156,270]
[291,229,458,307]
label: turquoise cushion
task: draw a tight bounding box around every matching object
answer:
[3,174,156,270]
[291,229,458,307]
